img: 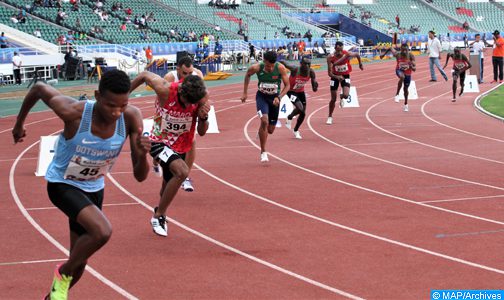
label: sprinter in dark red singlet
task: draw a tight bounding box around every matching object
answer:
[443,47,472,102]
[326,41,363,124]
[381,43,416,111]
[280,57,318,139]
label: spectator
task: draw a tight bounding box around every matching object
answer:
[125,7,132,15]
[33,28,42,38]
[427,30,448,82]
[12,51,22,85]
[304,30,312,42]
[214,39,223,55]
[214,25,221,32]
[491,30,504,83]
[0,32,8,48]
[395,14,400,28]
[120,22,127,31]
[203,44,210,59]
[470,33,487,83]
[463,21,469,30]
[246,0,254,4]
[75,17,81,29]
[463,34,468,48]
[145,46,153,63]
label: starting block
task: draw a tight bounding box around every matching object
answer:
[464,75,479,93]
[35,135,59,176]
[342,86,360,108]
[399,80,418,100]
[278,95,294,119]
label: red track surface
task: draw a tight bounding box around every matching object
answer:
[2,56,504,299]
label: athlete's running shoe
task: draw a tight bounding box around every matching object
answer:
[403,104,409,112]
[394,95,400,103]
[49,264,73,300]
[151,207,168,237]
[260,152,269,163]
[181,178,194,192]
[452,97,457,102]
[326,117,333,125]
[294,131,302,139]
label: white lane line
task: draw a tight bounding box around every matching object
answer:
[0,258,67,267]
[195,153,504,276]
[421,194,504,204]
[106,174,364,300]
[9,133,139,300]
[245,115,504,226]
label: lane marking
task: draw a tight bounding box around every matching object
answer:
[0,258,67,267]
[26,202,140,211]
[421,194,504,204]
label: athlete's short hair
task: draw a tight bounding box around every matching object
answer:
[475,34,481,37]
[263,51,277,63]
[335,41,344,48]
[180,75,206,104]
[99,69,131,95]
[177,56,193,68]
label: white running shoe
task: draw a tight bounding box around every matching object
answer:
[151,208,168,237]
[260,152,269,163]
[285,119,292,129]
[153,164,163,177]
[403,104,409,112]
[326,117,333,125]
[181,178,194,192]
[394,95,400,103]
[452,97,457,102]
[294,131,302,139]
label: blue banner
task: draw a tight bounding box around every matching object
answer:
[285,12,340,25]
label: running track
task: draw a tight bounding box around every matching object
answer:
[2,55,504,299]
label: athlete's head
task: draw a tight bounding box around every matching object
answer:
[95,69,131,122]
[453,47,462,57]
[176,56,195,80]
[262,51,277,72]
[335,41,344,53]
[300,57,311,72]
[400,43,408,54]
[180,75,207,105]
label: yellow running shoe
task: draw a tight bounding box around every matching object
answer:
[49,265,73,300]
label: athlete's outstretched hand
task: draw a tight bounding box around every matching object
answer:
[359,64,364,71]
[12,123,26,144]
[240,93,247,103]
[273,96,280,107]
[137,127,151,156]
[198,101,211,120]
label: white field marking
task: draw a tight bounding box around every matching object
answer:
[366,94,504,165]
[341,141,413,147]
[474,83,504,122]
[26,202,140,211]
[421,194,504,204]
[106,174,364,300]
[0,258,67,266]
[9,133,139,300]
[195,156,504,276]
[307,84,504,194]
[0,157,37,162]
[196,145,256,150]
[246,115,504,226]
[421,81,504,143]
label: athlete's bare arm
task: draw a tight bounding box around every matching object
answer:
[443,53,453,69]
[279,60,298,73]
[278,63,291,102]
[196,93,210,136]
[310,69,318,92]
[409,53,417,71]
[462,54,472,71]
[163,71,176,82]
[13,82,82,143]
[131,71,170,106]
[240,63,260,103]
[124,106,150,182]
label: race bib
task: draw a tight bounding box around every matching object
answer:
[335,64,348,73]
[330,80,336,87]
[158,146,176,163]
[289,94,297,103]
[161,114,192,134]
[258,82,278,95]
[63,155,115,181]
[455,63,466,70]
[344,78,351,84]
[399,62,410,70]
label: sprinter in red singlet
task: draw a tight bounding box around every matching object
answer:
[443,47,472,102]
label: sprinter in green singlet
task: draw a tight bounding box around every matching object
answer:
[241,50,290,162]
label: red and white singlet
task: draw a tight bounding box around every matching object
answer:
[331,50,352,75]
[289,69,310,93]
[396,56,413,75]
[150,82,198,154]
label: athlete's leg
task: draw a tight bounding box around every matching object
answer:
[259,114,269,152]
[185,140,196,170]
[293,100,306,132]
[452,71,459,99]
[328,89,337,117]
[59,205,112,277]
[459,71,466,96]
[154,158,189,217]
